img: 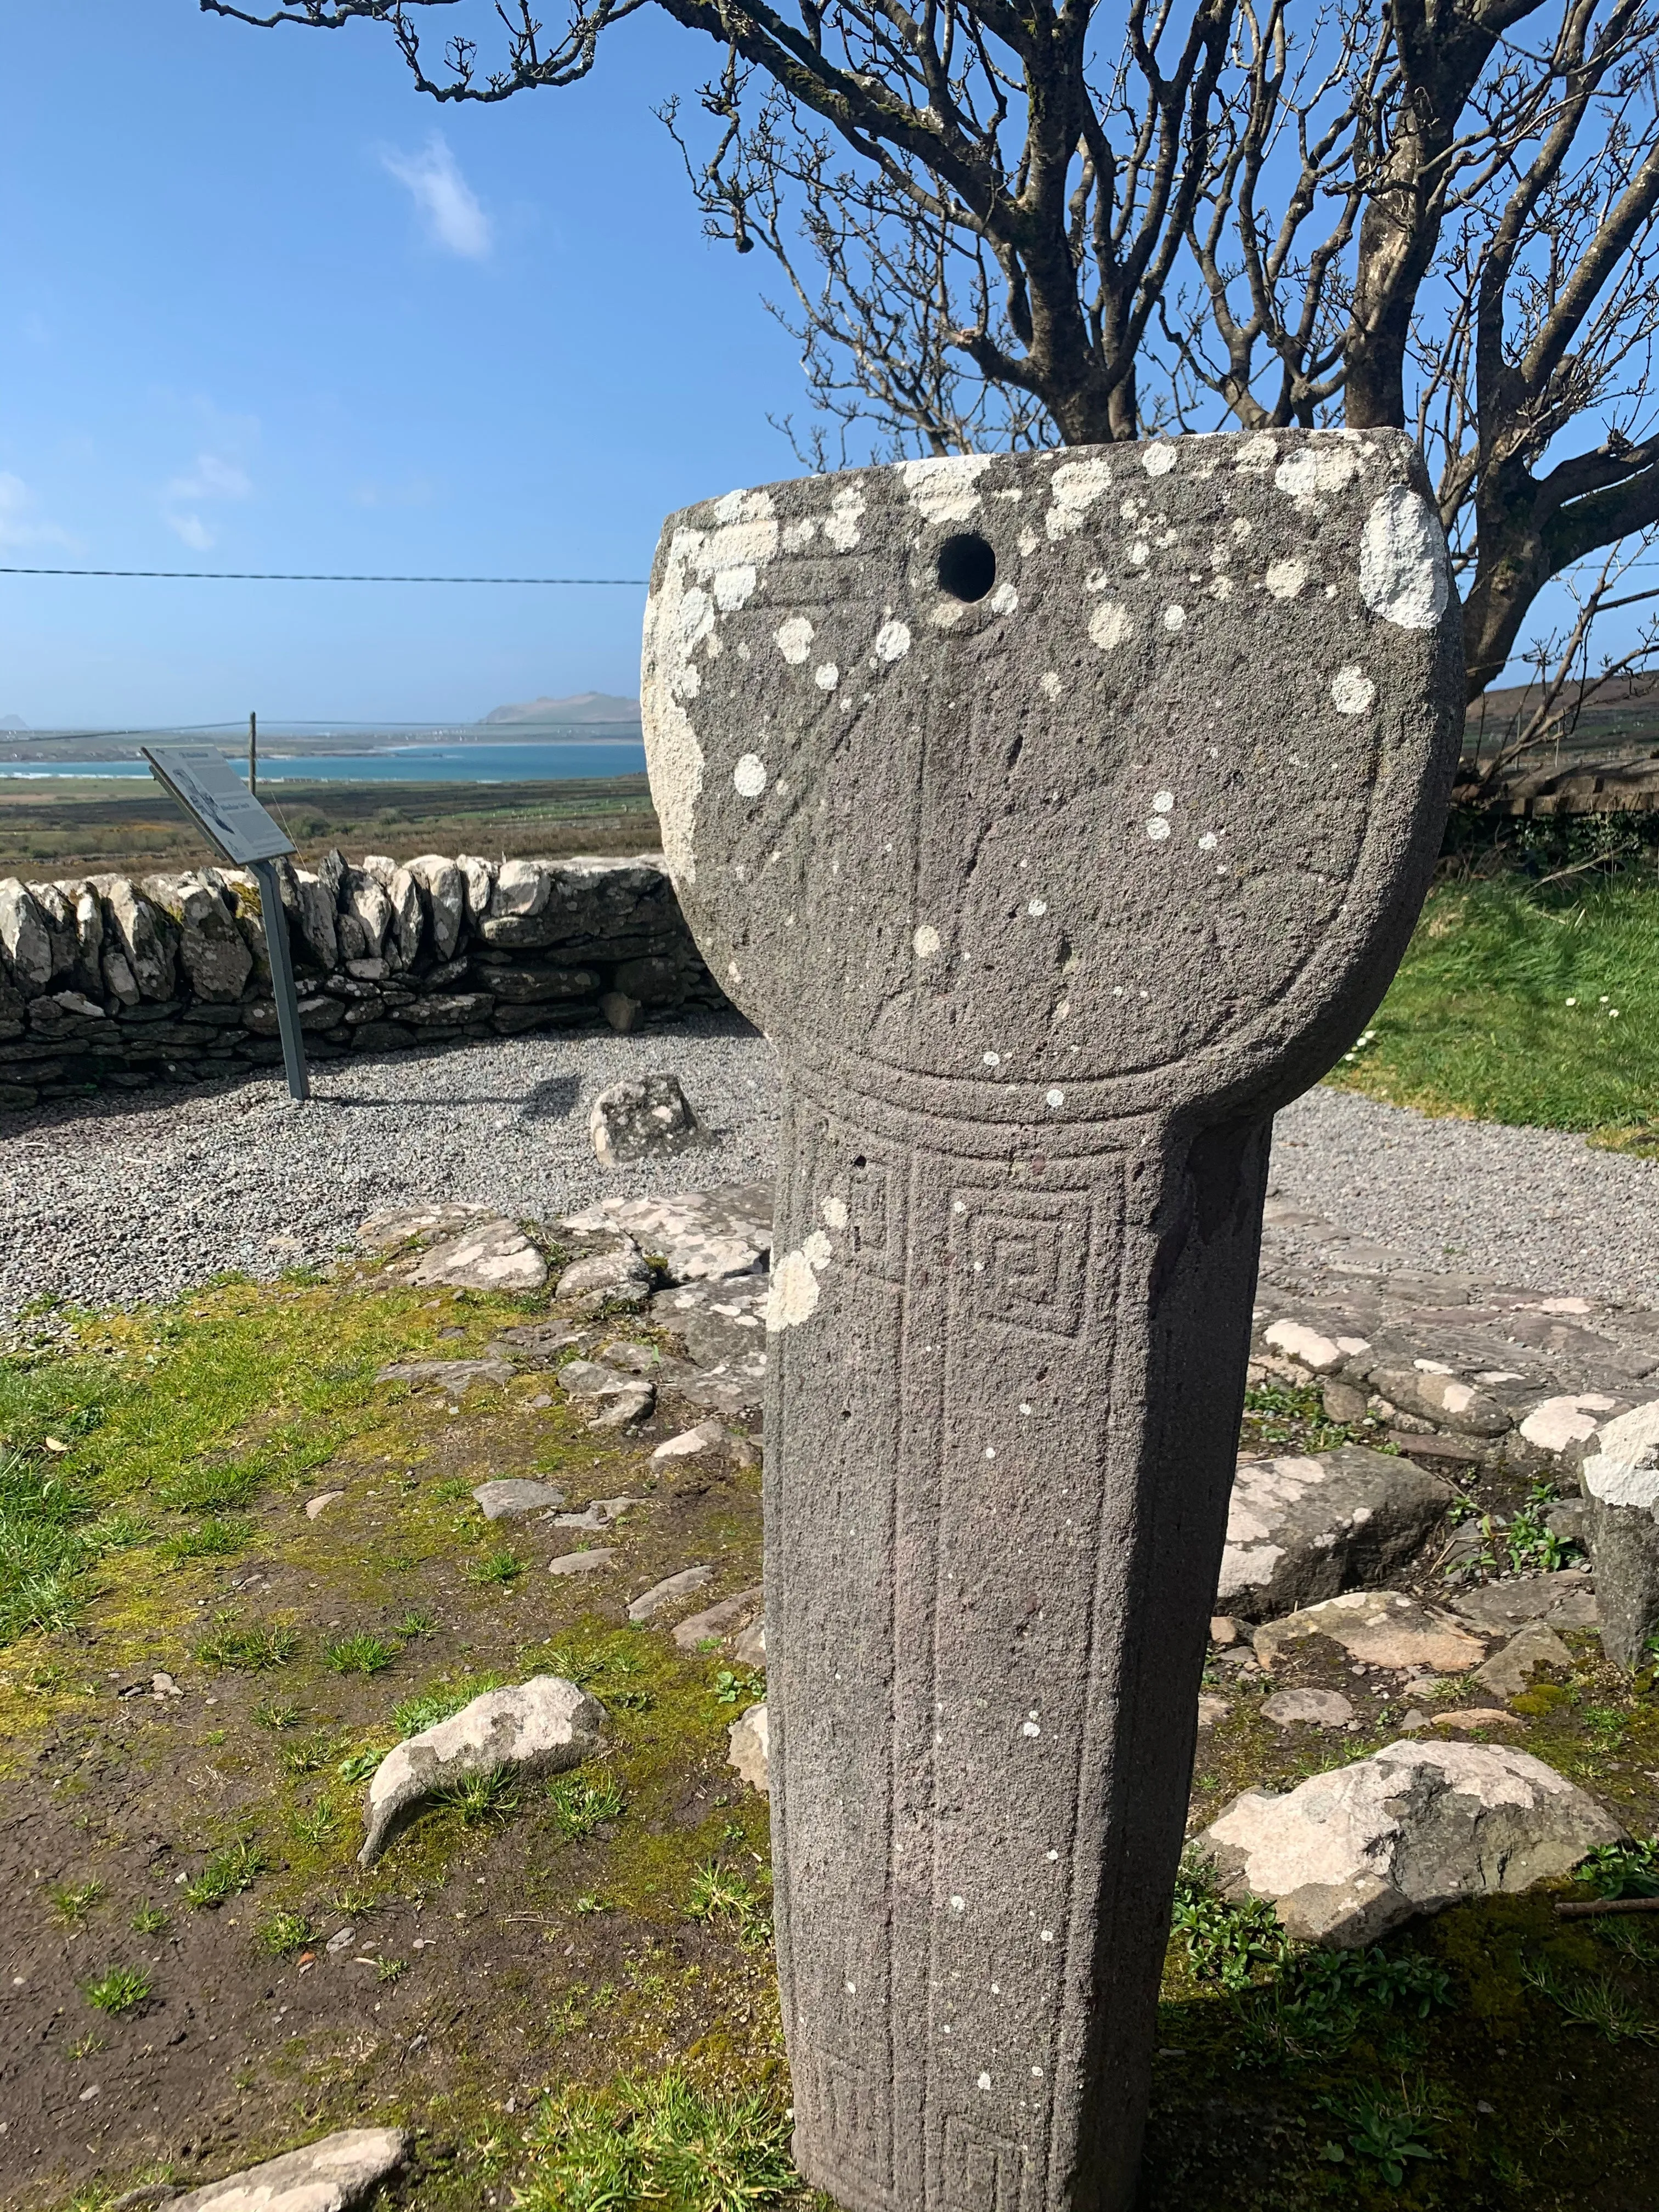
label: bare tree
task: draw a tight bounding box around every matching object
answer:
[202,0,1659,700]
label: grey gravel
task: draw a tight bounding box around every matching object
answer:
[0,1014,781,1325]
[4,1031,1654,1321]
[1270,1085,1659,1307]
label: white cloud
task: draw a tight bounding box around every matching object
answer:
[381,136,492,259]
[162,448,251,549]
[0,472,79,553]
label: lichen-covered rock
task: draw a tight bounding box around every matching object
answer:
[728,1701,769,1795]
[142,872,254,1003]
[1,878,56,995]
[407,854,465,961]
[555,1245,654,1309]
[1253,1588,1486,1673]
[628,1564,713,1622]
[1217,1445,1454,1621]
[95,876,176,1001]
[1581,1398,1659,1666]
[590,1073,699,1166]
[1200,1738,1623,1945]
[492,857,551,917]
[1472,1623,1575,1699]
[471,1478,565,1520]
[406,1216,548,1293]
[170,2126,407,2210]
[563,1187,772,1284]
[358,1677,603,1864]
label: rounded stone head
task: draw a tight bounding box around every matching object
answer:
[642,432,1462,1135]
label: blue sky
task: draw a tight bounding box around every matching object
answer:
[0,2,802,725]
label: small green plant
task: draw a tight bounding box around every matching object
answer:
[572,1893,609,1915]
[183,1838,269,1909]
[546,1771,625,1841]
[254,1910,314,1956]
[436,1765,520,1825]
[322,1632,397,1676]
[395,1610,436,1638]
[1583,1703,1629,1752]
[336,1747,386,1785]
[470,1548,524,1587]
[129,1902,168,1937]
[1523,1955,1659,2042]
[376,1955,408,1983]
[713,1668,766,1706]
[1504,1483,1576,1573]
[685,1859,774,1950]
[518,2070,799,2212]
[278,1731,337,1776]
[162,1516,253,1561]
[66,2030,107,2059]
[252,1699,303,1731]
[197,1617,300,1672]
[291,1795,342,1848]
[1169,1857,1288,1990]
[81,1965,154,2016]
[49,1878,107,1925]
[1319,2081,1437,2187]
[391,1674,506,1737]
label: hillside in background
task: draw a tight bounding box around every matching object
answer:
[482,692,639,724]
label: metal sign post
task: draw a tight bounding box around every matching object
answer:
[141,742,311,1102]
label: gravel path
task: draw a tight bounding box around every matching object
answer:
[0,1016,782,1324]
[1270,1085,1659,1307]
[3,1034,1654,1321]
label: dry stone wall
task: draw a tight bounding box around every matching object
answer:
[0,849,727,1112]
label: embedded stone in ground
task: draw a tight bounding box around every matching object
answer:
[1200,1738,1623,1945]
[732,1614,766,1667]
[358,1677,603,1865]
[551,1494,646,1532]
[305,1491,345,1520]
[408,1216,548,1294]
[1217,1444,1454,1621]
[554,1246,654,1308]
[1447,1570,1598,1636]
[471,1479,566,1522]
[653,1419,729,1462]
[1254,1589,1487,1673]
[564,1186,773,1283]
[1579,1400,1659,1666]
[380,1356,515,1395]
[727,1701,769,1794]
[549,1548,617,1577]
[627,1565,713,1623]
[1473,1622,1576,1699]
[1196,1695,1231,1729]
[589,1071,700,1166]
[672,1584,765,1652]
[169,2127,408,2211]
[557,1359,656,1427]
[1261,1688,1355,1729]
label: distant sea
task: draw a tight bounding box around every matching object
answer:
[0,740,648,783]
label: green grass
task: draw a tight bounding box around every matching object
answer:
[48,1878,107,1926]
[183,1837,269,1909]
[546,1770,625,1842]
[253,1909,315,1957]
[80,1965,154,2016]
[321,1630,397,1676]
[1330,875,1659,1139]
[516,2070,799,2212]
[198,1618,301,1672]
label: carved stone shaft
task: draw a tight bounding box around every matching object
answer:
[642,431,1460,2212]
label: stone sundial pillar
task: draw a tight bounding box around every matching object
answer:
[641,430,1461,2212]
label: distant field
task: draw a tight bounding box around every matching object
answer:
[0,774,661,879]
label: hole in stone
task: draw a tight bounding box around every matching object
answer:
[936,533,997,603]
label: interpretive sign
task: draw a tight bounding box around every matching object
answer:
[141,743,309,1101]
[641,430,1462,2212]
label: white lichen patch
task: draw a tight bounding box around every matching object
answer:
[766,1233,833,1333]
[1235,433,1279,471]
[821,1195,849,1229]
[875,619,912,662]
[1088,602,1134,651]
[733,754,768,799]
[814,662,839,690]
[913,923,941,957]
[1045,454,1115,539]
[1152,789,1175,812]
[1276,443,1358,499]
[1582,1400,1659,1512]
[640,527,710,885]
[1360,486,1451,630]
[823,483,866,550]
[1331,664,1376,715]
[1018,528,1039,556]
[1041,671,1063,699]
[1163,604,1187,630]
[901,454,992,526]
[1142,443,1177,477]
[774,614,814,665]
[714,565,756,612]
[1146,818,1172,842]
[781,516,817,552]
[1265,558,1308,599]
[990,582,1019,614]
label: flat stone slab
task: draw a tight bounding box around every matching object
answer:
[672,1585,765,1651]
[357,1204,489,1254]
[379,1357,515,1394]
[727,1702,769,1795]
[358,1676,603,1865]
[1218,1446,1454,1621]
[170,2127,408,2211]
[1254,1589,1487,1673]
[551,1494,647,1532]
[1447,1570,1598,1635]
[472,1479,566,1522]
[406,1216,548,1294]
[565,1186,774,1284]
[556,1245,654,1304]
[1473,1623,1576,1699]
[549,1548,617,1577]
[1201,1737,1623,1945]
[628,1565,713,1623]
[1261,1688,1355,1729]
